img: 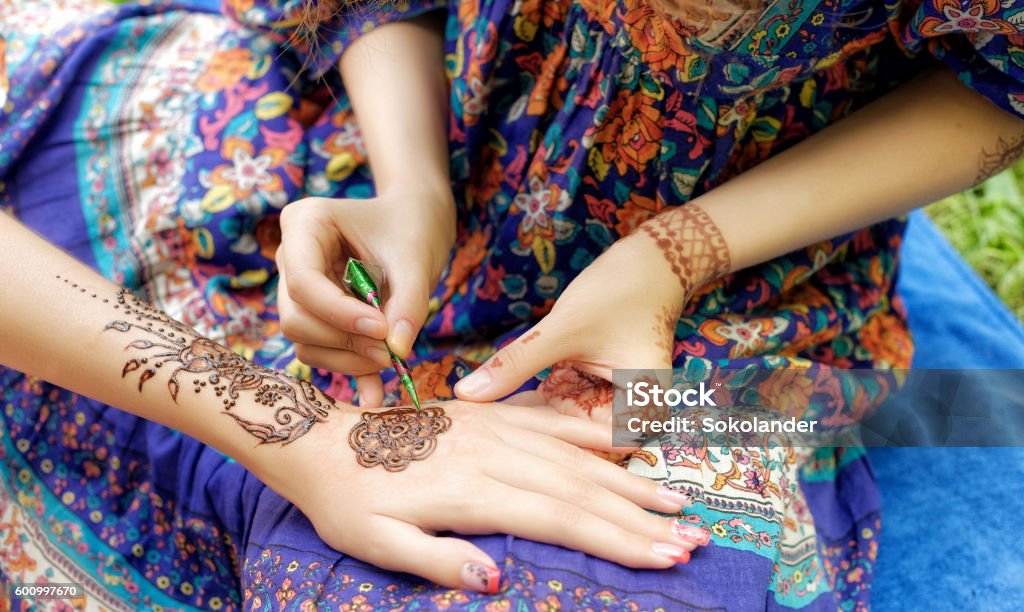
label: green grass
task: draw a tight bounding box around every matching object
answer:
[926,164,1024,321]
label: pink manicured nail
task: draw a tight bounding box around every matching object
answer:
[460,561,500,594]
[656,485,692,508]
[673,523,710,546]
[455,370,491,397]
[652,543,690,564]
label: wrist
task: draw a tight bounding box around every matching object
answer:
[630,204,732,295]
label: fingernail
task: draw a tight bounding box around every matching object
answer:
[455,369,491,397]
[656,485,692,508]
[365,346,390,366]
[672,523,710,546]
[460,561,500,594]
[355,317,385,337]
[652,543,690,564]
[387,319,415,357]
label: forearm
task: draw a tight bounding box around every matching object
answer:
[665,68,1024,278]
[340,13,450,206]
[0,213,342,477]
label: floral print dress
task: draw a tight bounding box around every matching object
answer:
[2,0,1023,609]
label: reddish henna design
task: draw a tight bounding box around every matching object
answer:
[976,130,1024,184]
[539,362,613,416]
[637,205,731,294]
[348,407,452,472]
[521,330,541,344]
[652,304,681,361]
[490,356,504,368]
[59,277,335,445]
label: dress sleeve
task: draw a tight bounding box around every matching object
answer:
[221,0,446,80]
[898,0,1024,117]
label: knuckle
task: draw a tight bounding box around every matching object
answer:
[565,474,600,507]
[551,501,586,529]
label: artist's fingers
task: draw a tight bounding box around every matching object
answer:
[294,344,385,376]
[356,374,384,408]
[454,322,573,402]
[338,516,501,594]
[278,206,387,338]
[381,265,433,359]
[470,482,689,569]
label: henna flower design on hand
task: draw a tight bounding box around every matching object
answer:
[348,407,452,472]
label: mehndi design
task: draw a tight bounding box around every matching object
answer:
[638,205,731,294]
[348,407,452,472]
[61,277,335,445]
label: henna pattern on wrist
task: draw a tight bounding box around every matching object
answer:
[637,205,731,294]
[348,407,451,472]
[975,131,1024,184]
[653,304,681,361]
[59,277,335,445]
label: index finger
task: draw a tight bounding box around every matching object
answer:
[278,239,387,339]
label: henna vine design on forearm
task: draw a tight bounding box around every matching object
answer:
[975,131,1024,184]
[348,407,451,472]
[637,205,731,294]
[59,276,335,445]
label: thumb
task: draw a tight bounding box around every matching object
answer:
[455,323,570,402]
[381,267,432,359]
[349,516,502,594]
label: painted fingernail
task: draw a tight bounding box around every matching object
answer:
[673,523,710,546]
[365,346,390,366]
[652,542,690,564]
[460,561,501,594]
[388,319,415,357]
[656,485,692,508]
[455,369,491,397]
[355,317,384,337]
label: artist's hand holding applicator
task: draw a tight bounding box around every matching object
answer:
[277,13,453,407]
[277,192,453,407]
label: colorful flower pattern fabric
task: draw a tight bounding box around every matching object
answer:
[2,0,1023,609]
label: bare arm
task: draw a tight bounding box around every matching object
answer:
[696,68,1024,274]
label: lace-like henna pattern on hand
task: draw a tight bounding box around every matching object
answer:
[348,407,452,472]
[652,304,681,362]
[975,131,1024,184]
[538,363,614,416]
[637,205,731,294]
[60,278,335,445]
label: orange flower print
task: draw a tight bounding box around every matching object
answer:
[197,48,254,93]
[858,312,912,368]
[622,0,692,73]
[203,137,288,212]
[756,369,816,418]
[614,192,662,237]
[918,0,1016,36]
[410,354,459,401]
[594,91,663,176]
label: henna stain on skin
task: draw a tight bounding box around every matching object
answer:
[521,330,541,344]
[490,356,504,368]
[638,205,731,294]
[976,131,1024,184]
[59,276,335,445]
[652,304,680,361]
[539,363,613,416]
[348,406,451,472]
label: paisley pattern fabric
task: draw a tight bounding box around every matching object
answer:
[2,0,1022,609]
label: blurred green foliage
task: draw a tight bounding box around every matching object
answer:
[927,165,1024,321]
